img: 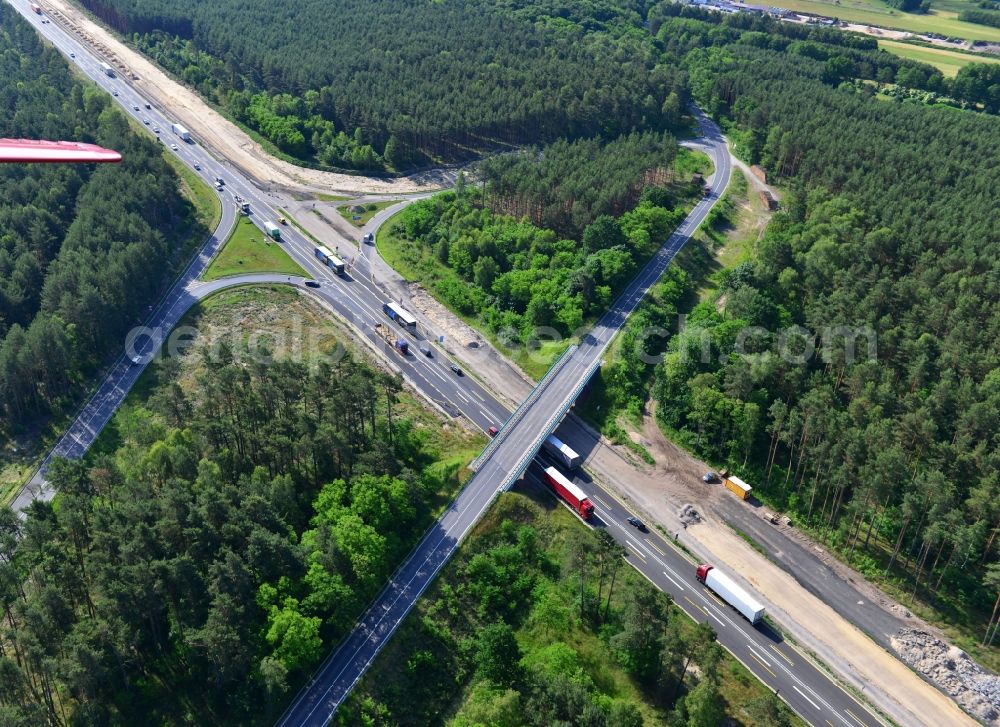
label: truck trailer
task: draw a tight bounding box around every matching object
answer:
[696,564,765,625]
[374,323,408,355]
[99,62,115,77]
[543,434,581,470]
[314,245,345,275]
[724,475,752,501]
[264,222,281,241]
[542,466,594,521]
[383,301,417,330]
[170,123,190,142]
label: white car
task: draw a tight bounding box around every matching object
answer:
[143,118,149,125]
[133,105,139,111]
[69,52,75,58]
[154,127,160,134]
[170,144,178,151]
[112,90,118,96]
[193,163,201,170]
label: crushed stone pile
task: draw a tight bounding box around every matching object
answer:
[678,503,701,526]
[891,628,1000,724]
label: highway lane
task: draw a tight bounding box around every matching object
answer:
[273,113,877,727]
[13,5,885,725]
[544,461,884,727]
[10,0,508,493]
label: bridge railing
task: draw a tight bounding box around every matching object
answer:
[499,354,604,491]
[468,343,578,472]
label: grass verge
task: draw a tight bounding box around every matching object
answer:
[202,217,307,280]
[162,151,222,232]
[338,200,397,227]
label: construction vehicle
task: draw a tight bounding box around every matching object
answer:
[696,564,765,624]
[374,323,408,355]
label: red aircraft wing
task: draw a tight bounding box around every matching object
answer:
[0,139,122,163]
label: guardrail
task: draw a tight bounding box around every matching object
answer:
[499,354,603,492]
[467,343,578,472]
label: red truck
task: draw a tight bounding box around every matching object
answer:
[542,466,594,521]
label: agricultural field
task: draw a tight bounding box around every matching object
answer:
[774,0,1000,40]
[878,38,1000,75]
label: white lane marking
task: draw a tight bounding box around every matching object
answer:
[662,570,685,592]
[746,644,771,667]
[794,685,821,711]
[626,541,647,560]
[703,603,727,627]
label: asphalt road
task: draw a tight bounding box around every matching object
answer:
[274,113,876,727]
[542,462,884,727]
[13,5,886,726]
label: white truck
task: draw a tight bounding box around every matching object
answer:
[543,434,581,470]
[170,123,190,142]
[696,564,765,625]
[100,62,115,77]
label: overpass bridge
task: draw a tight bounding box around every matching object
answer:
[275,114,732,727]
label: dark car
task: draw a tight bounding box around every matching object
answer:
[449,363,463,376]
[626,516,647,532]
[702,472,719,484]
[419,345,432,357]
[304,280,321,289]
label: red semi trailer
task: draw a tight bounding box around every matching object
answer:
[542,466,594,521]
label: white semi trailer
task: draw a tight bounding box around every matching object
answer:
[696,564,765,625]
[543,434,581,470]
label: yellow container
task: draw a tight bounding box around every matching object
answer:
[724,476,752,500]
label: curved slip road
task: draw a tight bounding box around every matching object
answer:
[12,5,895,725]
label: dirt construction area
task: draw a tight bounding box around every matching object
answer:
[38,0,453,195]
[27,4,996,720]
[577,406,987,726]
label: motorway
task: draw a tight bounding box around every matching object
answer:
[275,114,875,727]
[12,3,883,727]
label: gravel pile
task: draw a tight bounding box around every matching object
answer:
[891,628,1000,724]
[678,503,701,526]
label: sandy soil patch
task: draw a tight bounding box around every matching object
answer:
[40,0,453,195]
